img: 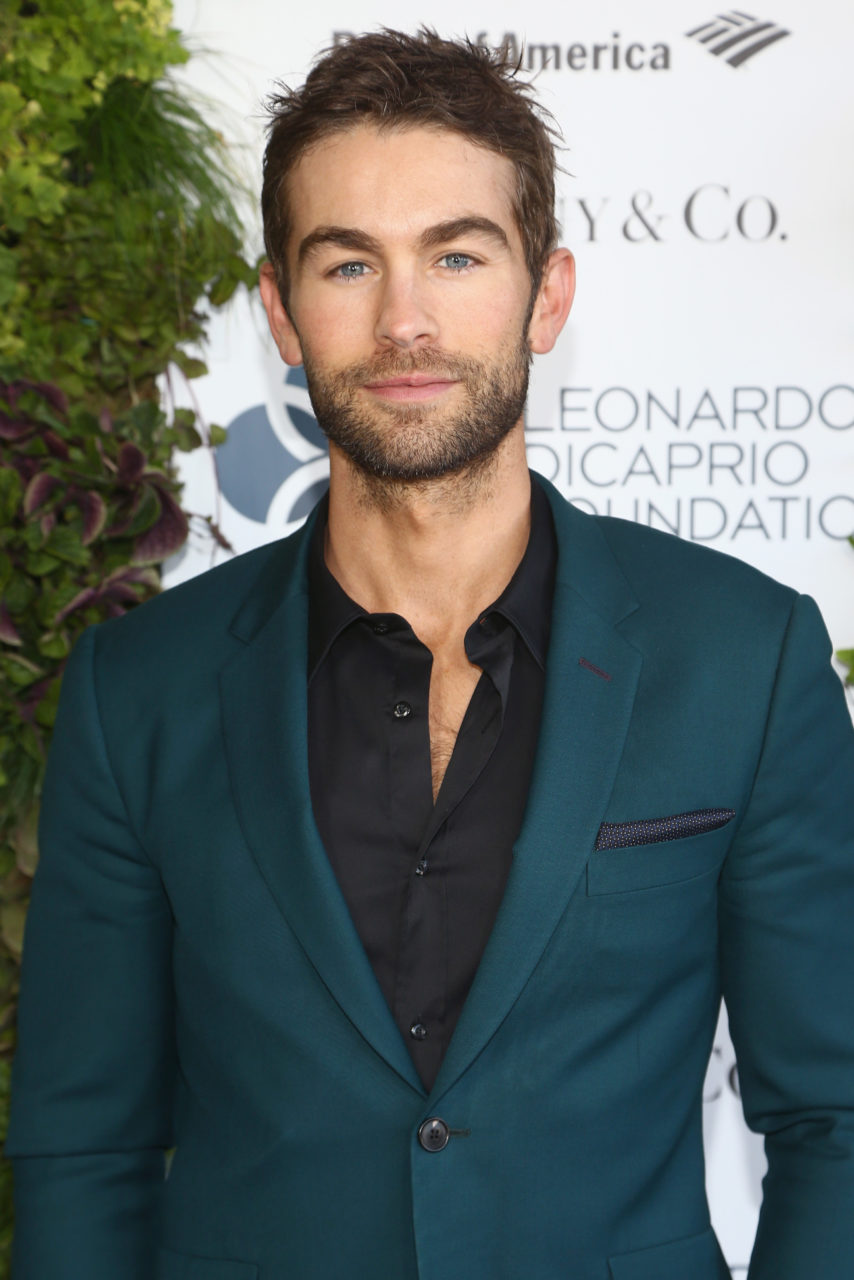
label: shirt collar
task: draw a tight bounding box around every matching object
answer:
[475,473,555,669]
[307,472,557,677]
[307,493,363,677]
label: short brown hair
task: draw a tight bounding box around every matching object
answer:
[261,28,560,300]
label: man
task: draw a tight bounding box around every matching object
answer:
[7,28,854,1280]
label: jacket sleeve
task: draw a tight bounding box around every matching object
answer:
[718,594,854,1280]
[6,625,176,1279]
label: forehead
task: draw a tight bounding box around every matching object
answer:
[285,124,520,251]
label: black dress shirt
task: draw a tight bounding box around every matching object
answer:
[307,477,557,1090]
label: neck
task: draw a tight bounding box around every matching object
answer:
[324,427,532,650]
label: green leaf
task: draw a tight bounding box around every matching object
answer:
[24,551,61,576]
[208,423,227,446]
[37,632,70,660]
[43,525,92,567]
[42,580,85,625]
[172,351,208,379]
[172,422,203,452]
[3,581,34,619]
[19,722,44,764]
[0,246,17,309]
[120,484,161,538]
[0,471,23,526]
[208,272,239,307]
[10,805,39,878]
[4,577,35,614]
[34,677,62,731]
[1,655,45,688]
[0,902,27,960]
[837,649,854,684]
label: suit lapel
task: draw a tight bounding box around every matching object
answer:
[219,513,424,1094]
[431,482,642,1097]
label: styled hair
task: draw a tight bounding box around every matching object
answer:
[261,28,560,300]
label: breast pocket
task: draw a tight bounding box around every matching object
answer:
[156,1248,259,1280]
[587,825,733,896]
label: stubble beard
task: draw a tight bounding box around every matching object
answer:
[299,337,532,495]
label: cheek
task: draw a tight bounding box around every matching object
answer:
[454,301,529,359]
[455,274,531,337]
[291,297,372,368]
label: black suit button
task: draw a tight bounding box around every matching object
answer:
[410,1021,428,1040]
[393,701,412,719]
[418,1117,450,1152]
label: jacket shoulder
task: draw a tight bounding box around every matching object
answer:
[539,473,798,630]
[593,510,797,621]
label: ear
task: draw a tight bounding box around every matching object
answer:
[259,262,304,366]
[527,249,576,355]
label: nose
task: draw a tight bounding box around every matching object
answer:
[374,268,438,349]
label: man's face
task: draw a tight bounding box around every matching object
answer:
[262,124,540,482]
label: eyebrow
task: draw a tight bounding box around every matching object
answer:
[297,216,511,265]
[298,226,382,265]
[418,217,510,251]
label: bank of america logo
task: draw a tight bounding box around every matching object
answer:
[686,12,791,67]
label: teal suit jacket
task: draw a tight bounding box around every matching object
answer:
[8,478,854,1279]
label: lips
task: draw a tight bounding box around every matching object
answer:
[363,373,458,402]
[364,373,455,388]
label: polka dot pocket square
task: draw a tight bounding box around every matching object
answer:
[595,808,736,851]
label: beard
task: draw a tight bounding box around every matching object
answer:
[299,336,531,483]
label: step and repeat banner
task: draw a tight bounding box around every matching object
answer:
[167,2,854,1272]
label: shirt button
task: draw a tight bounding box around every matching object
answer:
[414,858,428,876]
[418,1117,450,1152]
[410,1021,428,1041]
[393,701,412,719]
[372,620,389,634]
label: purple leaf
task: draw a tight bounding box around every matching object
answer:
[117,443,147,485]
[43,431,70,461]
[104,565,160,591]
[54,587,97,623]
[33,383,69,415]
[15,457,39,484]
[0,602,22,646]
[78,490,107,545]
[0,419,32,441]
[104,500,137,538]
[104,582,143,605]
[121,567,160,589]
[131,487,188,564]
[23,472,61,515]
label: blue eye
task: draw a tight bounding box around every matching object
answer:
[334,261,368,279]
[441,253,474,271]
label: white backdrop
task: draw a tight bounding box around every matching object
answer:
[165,3,854,1272]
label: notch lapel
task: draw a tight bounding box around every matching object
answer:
[219,516,424,1094]
[431,483,643,1097]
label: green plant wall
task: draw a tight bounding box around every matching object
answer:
[0,2,257,1267]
